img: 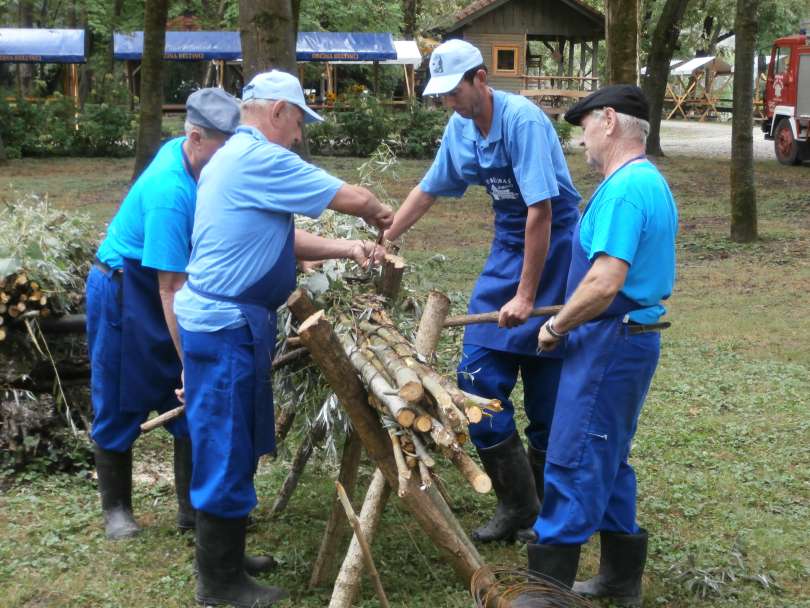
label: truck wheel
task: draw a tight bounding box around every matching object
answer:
[774,119,802,165]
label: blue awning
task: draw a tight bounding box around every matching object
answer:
[113,31,241,61]
[296,32,397,62]
[0,28,85,63]
[112,31,397,63]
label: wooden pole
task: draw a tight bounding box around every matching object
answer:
[414,290,450,359]
[329,470,391,608]
[270,417,327,517]
[443,305,562,328]
[378,254,405,301]
[309,430,364,588]
[290,302,483,582]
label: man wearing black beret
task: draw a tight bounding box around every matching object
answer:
[515,85,679,607]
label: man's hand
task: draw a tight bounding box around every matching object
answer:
[175,370,185,404]
[365,203,395,231]
[349,240,386,268]
[537,321,562,353]
[498,295,534,328]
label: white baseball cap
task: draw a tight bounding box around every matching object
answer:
[423,39,485,96]
[242,69,323,124]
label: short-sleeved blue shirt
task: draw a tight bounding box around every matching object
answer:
[96,137,196,272]
[579,160,678,324]
[419,90,580,229]
[174,125,344,332]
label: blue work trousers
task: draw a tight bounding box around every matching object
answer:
[457,343,563,450]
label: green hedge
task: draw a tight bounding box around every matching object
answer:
[0,94,136,159]
[308,94,574,159]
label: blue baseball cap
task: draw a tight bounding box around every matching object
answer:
[423,39,485,96]
[242,70,323,124]
[186,87,241,134]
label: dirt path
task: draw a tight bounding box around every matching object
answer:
[657,119,775,160]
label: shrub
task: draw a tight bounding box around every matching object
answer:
[308,97,448,160]
[0,94,136,158]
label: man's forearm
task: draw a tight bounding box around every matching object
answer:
[552,257,629,332]
[294,229,353,261]
[516,202,551,302]
[160,292,183,363]
[386,186,436,241]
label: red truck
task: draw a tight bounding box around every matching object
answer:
[763,30,810,165]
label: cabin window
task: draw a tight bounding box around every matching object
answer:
[493,46,519,75]
[774,46,791,75]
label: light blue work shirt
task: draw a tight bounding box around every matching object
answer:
[174,125,343,332]
[96,137,196,271]
[579,160,678,324]
[419,89,580,229]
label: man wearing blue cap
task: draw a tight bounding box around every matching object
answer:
[517,85,678,608]
[86,88,241,541]
[385,39,581,544]
[174,70,393,608]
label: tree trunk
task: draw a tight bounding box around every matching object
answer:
[642,0,692,156]
[402,0,418,39]
[239,0,297,79]
[730,0,758,242]
[0,131,6,164]
[132,0,169,180]
[17,0,34,96]
[109,0,125,74]
[605,0,640,85]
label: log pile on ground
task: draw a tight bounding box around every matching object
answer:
[0,194,98,473]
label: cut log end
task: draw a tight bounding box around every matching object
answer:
[299,309,327,333]
[464,406,483,424]
[413,415,433,433]
[397,381,424,403]
[395,408,416,428]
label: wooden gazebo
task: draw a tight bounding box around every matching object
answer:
[433,0,604,112]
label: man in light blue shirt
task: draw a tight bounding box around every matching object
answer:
[86,88,240,541]
[175,70,393,608]
[519,85,678,607]
[385,39,580,544]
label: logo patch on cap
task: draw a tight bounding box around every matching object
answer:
[432,55,444,74]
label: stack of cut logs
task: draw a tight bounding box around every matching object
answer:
[335,307,500,497]
[0,272,56,342]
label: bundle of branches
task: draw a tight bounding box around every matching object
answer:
[335,300,499,497]
[0,193,99,342]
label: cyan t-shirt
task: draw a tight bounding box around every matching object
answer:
[579,159,678,324]
[419,89,580,230]
[174,125,343,332]
[96,137,196,271]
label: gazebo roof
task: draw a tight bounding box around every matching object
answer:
[0,28,85,63]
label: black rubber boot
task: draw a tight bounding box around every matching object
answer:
[174,437,196,531]
[472,431,539,543]
[195,511,288,607]
[94,444,141,540]
[572,529,648,607]
[527,444,546,504]
[509,542,582,607]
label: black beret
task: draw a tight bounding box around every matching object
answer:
[564,84,650,126]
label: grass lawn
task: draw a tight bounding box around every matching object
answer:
[1,147,809,608]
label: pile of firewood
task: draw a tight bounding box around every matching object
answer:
[336,306,499,497]
[0,272,79,341]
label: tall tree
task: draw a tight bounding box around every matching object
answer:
[605,0,640,84]
[729,0,758,242]
[403,0,418,38]
[641,0,692,156]
[17,0,34,96]
[239,0,297,80]
[132,0,169,180]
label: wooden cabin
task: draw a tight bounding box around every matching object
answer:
[434,0,604,96]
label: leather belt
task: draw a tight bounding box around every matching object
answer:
[93,257,122,277]
[626,321,671,335]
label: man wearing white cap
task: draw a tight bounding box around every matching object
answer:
[385,39,581,544]
[173,70,393,607]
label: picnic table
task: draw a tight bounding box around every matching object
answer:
[520,88,590,119]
